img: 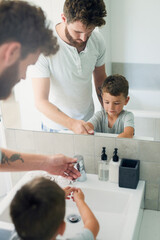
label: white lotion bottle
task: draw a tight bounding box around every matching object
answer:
[109,148,121,183]
[98,147,109,181]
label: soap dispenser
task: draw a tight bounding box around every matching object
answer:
[98,147,109,181]
[109,148,121,183]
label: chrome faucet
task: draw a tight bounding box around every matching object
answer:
[74,155,87,182]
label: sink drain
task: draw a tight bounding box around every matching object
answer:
[67,214,81,223]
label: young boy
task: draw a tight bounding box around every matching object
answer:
[86,74,134,138]
[10,177,99,240]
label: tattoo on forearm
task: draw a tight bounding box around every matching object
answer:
[1,153,24,165]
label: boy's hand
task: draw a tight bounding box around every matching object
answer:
[73,188,85,202]
[70,119,94,135]
[63,186,77,199]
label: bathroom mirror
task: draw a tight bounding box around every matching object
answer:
[1,0,160,141]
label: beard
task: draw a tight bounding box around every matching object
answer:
[65,26,89,49]
[0,60,20,100]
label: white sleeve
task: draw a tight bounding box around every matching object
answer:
[95,31,106,67]
[27,54,50,78]
[124,112,135,128]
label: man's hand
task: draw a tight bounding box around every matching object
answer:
[45,154,81,180]
[70,119,94,135]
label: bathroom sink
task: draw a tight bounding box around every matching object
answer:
[0,172,145,240]
[66,187,130,213]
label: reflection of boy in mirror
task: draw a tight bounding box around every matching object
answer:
[31,0,107,134]
[10,177,99,240]
[86,75,134,138]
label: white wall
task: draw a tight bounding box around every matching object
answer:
[110,0,160,139]
[111,0,160,64]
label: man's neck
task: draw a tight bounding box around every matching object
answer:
[55,22,66,42]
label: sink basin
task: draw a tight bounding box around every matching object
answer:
[66,187,130,213]
[0,172,145,240]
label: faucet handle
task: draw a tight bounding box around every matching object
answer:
[74,155,87,182]
[74,155,85,172]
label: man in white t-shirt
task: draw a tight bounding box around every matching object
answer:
[31,0,107,134]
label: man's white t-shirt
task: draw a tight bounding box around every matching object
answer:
[29,25,106,130]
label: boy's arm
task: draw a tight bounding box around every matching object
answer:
[117,126,134,138]
[73,188,99,239]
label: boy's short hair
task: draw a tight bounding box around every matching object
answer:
[0,1,59,58]
[10,177,65,240]
[102,74,129,98]
[63,0,107,27]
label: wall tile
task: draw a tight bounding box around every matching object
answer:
[144,183,159,210]
[83,154,95,174]
[140,161,160,184]
[145,199,158,211]
[115,138,139,160]
[155,119,160,141]
[4,129,16,150]
[52,133,74,157]
[74,134,94,155]
[15,129,35,152]
[94,156,99,174]
[158,185,160,211]
[34,131,56,154]
[138,140,160,162]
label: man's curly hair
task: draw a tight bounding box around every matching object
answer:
[0,0,59,58]
[63,0,107,27]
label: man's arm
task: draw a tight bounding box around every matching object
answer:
[0,148,80,180]
[32,77,91,134]
[117,126,134,138]
[73,188,99,239]
[93,64,107,106]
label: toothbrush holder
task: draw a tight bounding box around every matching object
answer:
[119,158,140,189]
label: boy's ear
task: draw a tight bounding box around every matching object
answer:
[0,42,21,68]
[125,96,130,105]
[61,13,67,23]
[57,220,66,236]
